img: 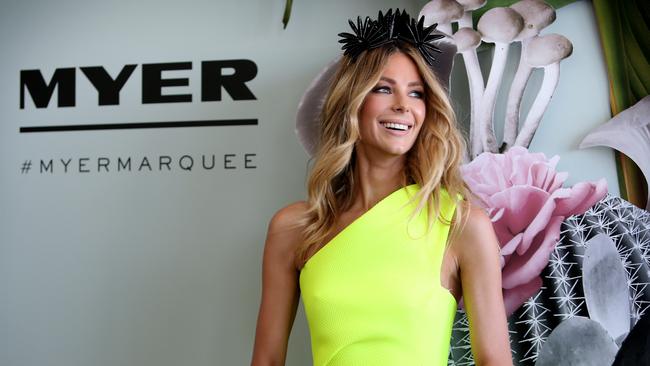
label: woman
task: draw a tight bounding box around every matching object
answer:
[252,9,512,366]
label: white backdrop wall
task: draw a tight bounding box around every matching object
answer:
[0,1,617,365]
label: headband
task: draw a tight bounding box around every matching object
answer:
[338,9,444,66]
[295,8,457,157]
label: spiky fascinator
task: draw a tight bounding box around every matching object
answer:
[338,9,445,66]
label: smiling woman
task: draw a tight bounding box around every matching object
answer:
[357,54,426,157]
[252,9,512,366]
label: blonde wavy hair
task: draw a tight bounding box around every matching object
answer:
[296,42,470,269]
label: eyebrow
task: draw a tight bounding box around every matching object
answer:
[379,76,423,87]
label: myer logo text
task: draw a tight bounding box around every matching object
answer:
[20,60,257,108]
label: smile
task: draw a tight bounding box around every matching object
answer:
[379,121,412,131]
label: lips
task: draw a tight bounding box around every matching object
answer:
[379,120,413,132]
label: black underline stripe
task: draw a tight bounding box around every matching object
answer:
[19,119,258,133]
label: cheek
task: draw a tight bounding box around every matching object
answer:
[358,97,383,134]
[413,101,426,124]
[359,96,383,121]
[412,102,427,137]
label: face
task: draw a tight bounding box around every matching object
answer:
[357,51,426,158]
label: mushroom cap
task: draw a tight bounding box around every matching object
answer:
[456,0,487,11]
[454,27,482,52]
[477,7,524,43]
[510,0,557,40]
[525,33,573,66]
[419,0,464,27]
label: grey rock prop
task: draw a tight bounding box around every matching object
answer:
[582,233,631,342]
[534,316,618,366]
[580,95,650,210]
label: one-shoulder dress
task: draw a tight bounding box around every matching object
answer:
[299,184,458,366]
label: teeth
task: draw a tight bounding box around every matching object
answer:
[381,122,409,131]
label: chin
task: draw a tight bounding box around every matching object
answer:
[357,139,416,157]
[382,144,413,156]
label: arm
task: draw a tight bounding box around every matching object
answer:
[250,202,306,366]
[455,206,513,366]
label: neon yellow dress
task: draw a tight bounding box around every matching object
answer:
[299,184,458,366]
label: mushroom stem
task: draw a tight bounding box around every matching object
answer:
[514,62,560,147]
[479,42,509,153]
[502,38,532,152]
[438,23,453,35]
[462,49,485,157]
[458,11,473,28]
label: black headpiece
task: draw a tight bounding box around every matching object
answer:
[337,9,445,66]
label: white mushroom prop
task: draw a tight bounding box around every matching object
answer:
[476,7,524,153]
[454,27,484,157]
[514,33,573,147]
[419,0,464,35]
[502,0,556,151]
[455,0,487,28]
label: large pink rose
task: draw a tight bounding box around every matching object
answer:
[461,147,607,316]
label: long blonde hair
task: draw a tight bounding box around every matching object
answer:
[296,42,469,269]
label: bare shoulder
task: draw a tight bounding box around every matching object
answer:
[462,205,494,236]
[268,201,309,236]
[264,201,309,264]
[452,205,500,261]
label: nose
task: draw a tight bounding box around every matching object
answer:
[391,91,410,113]
[392,100,409,113]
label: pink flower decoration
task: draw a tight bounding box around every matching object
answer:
[461,147,607,316]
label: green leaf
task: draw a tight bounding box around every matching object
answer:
[593,0,633,113]
[622,0,650,64]
[282,0,293,29]
[620,4,650,94]
[593,0,649,207]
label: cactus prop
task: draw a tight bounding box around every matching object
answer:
[448,195,650,365]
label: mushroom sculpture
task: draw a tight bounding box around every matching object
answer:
[476,7,524,154]
[514,33,573,147]
[454,27,484,158]
[419,0,464,35]
[417,0,572,155]
[502,0,557,151]
[456,0,487,28]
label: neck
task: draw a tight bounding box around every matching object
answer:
[351,147,408,211]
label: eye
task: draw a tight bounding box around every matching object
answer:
[372,85,391,94]
[409,90,424,99]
